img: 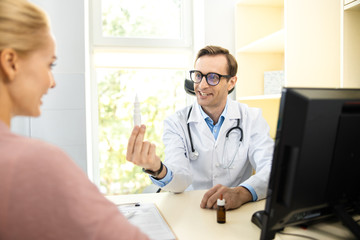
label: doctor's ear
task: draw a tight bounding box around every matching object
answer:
[227,76,237,92]
[0,48,19,82]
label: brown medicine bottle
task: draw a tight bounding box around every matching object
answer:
[217,194,226,223]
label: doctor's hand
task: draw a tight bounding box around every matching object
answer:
[200,184,253,210]
[126,125,165,178]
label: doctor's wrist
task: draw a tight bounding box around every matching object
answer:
[152,164,167,180]
[143,162,167,179]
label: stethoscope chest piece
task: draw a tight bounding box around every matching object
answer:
[189,150,199,161]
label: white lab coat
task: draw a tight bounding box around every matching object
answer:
[161,97,274,200]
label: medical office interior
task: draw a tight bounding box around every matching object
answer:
[9,0,360,239]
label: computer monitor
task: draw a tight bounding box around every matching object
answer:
[255,88,360,240]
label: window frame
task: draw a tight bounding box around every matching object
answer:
[88,0,194,190]
[91,0,193,48]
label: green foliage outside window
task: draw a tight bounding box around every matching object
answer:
[97,69,185,195]
[97,0,186,195]
[101,0,181,39]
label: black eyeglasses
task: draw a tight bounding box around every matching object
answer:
[189,70,232,86]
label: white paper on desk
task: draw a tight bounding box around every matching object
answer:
[118,203,175,240]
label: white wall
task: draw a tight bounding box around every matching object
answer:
[11,0,88,172]
[194,0,237,56]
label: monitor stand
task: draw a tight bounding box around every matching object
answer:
[332,204,360,239]
[251,210,265,229]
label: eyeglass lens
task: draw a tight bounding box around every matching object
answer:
[190,71,220,86]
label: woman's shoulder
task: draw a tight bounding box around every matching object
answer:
[1,132,86,189]
[2,131,70,166]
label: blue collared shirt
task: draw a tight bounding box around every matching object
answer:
[198,103,227,140]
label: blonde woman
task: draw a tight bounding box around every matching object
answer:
[0,0,148,239]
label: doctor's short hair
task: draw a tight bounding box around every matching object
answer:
[195,45,238,77]
[0,0,50,56]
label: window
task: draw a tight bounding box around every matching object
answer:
[92,0,192,47]
[90,0,193,195]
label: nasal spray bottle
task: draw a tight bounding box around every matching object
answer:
[217,194,226,223]
[133,94,141,126]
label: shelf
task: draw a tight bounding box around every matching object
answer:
[344,0,360,10]
[237,94,281,139]
[237,0,283,6]
[344,0,360,88]
[238,94,281,100]
[235,1,284,97]
[237,29,284,53]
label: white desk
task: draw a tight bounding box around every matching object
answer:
[107,190,358,240]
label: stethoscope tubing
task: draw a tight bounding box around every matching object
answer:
[187,106,196,154]
[226,119,243,141]
[186,106,243,161]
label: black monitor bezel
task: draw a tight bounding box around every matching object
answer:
[259,87,360,239]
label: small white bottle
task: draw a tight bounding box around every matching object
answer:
[133,94,141,126]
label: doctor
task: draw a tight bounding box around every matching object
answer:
[127,45,274,210]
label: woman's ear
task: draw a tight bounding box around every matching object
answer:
[0,48,18,82]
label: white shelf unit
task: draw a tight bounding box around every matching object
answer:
[236,0,283,6]
[344,0,360,10]
[235,1,284,98]
[234,0,360,137]
[238,29,284,53]
[235,0,360,99]
[344,0,360,88]
[237,94,281,101]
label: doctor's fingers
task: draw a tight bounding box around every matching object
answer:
[139,141,153,163]
[200,184,224,209]
[126,125,146,161]
[130,140,152,166]
[139,142,159,170]
[125,127,137,162]
[147,143,158,164]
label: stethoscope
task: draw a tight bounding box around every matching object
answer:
[187,106,243,168]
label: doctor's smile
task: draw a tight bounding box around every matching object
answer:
[198,91,211,97]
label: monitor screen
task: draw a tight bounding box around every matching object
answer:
[254,88,360,239]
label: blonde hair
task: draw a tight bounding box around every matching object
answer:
[0,0,49,55]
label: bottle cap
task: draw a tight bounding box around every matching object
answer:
[217,194,225,206]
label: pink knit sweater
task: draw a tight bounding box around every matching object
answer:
[0,121,149,240]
